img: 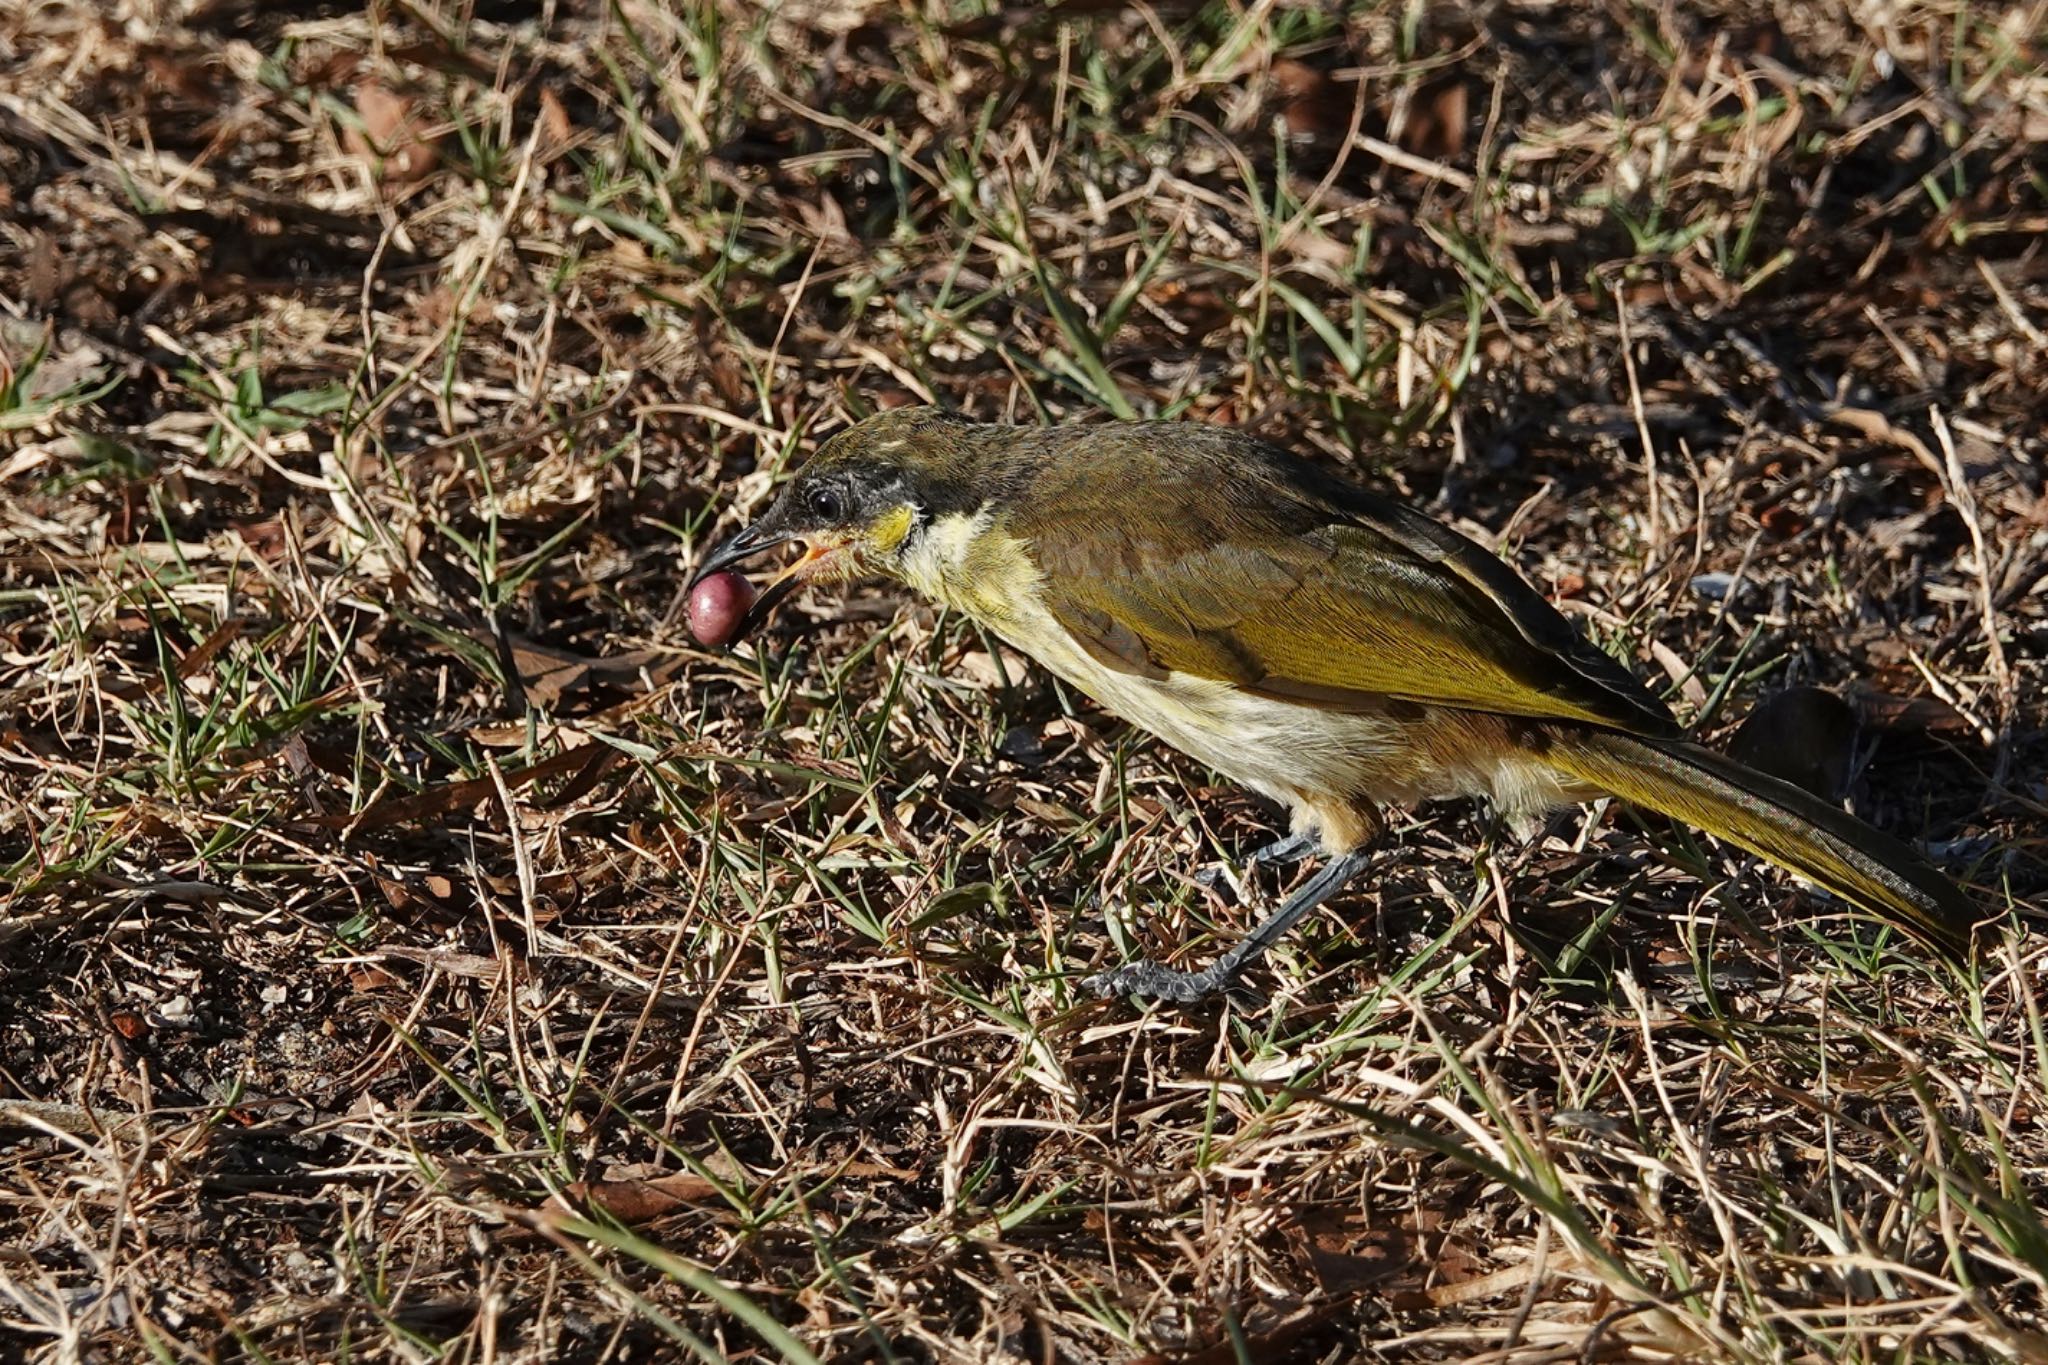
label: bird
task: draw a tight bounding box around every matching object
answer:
[687,405,1981,1001]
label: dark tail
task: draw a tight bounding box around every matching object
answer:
[1542,731,1979,958]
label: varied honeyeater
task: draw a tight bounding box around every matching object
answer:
[689,407,1980,1000]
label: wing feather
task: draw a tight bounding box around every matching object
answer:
[1009,425,1676,738]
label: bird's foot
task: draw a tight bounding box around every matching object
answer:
[1083,958,1231,1003]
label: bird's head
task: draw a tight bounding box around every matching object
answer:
[687,406,993,641]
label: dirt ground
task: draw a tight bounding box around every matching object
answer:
[2,1,2046,1361]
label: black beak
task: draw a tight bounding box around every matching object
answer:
[687,519,802,644]
[688,519,791,587]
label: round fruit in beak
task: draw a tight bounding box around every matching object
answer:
[688,570,759,646]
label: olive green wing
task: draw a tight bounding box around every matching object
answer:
[1013,431,1676,737]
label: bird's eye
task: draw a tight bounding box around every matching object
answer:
[807,486,845,521]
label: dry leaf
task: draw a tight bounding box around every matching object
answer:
[556,1171,724,1223]
[1728,685,1859,801]
[347,963,403,993]
[346,80,440,184]
[1399,76,1469,162]
[537,85,573,149]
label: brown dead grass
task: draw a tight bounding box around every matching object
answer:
[2,1,2046,1361]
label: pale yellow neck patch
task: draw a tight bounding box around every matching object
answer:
[895,505,1039,628]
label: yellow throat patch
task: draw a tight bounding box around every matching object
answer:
[868,504,917,555]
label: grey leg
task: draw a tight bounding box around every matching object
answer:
[1086,847,1376,1003]
[1248,830,1321,868]
[1194,830,1321,889]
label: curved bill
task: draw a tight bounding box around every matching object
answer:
[688,521,801,644]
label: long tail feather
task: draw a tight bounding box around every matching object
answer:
[1543,731,1979,957]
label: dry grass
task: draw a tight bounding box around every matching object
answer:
[2,1,2046,1360]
